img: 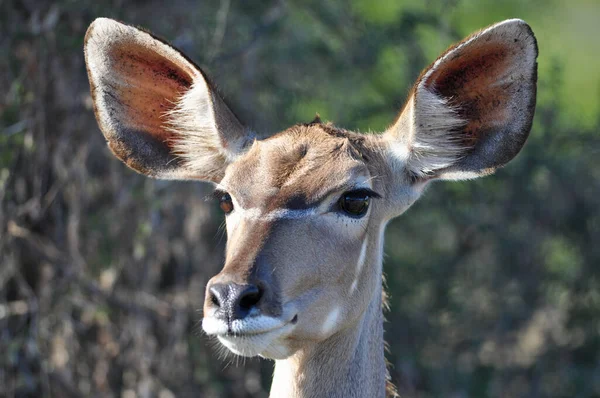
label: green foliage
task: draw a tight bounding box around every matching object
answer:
[351,0,408,25]
[543,235,583,282]
[452,0,600,128]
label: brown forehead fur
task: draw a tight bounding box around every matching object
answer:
[223,121,387,210]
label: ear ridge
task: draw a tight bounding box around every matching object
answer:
[84,18,250,181]
[385,19,538,181]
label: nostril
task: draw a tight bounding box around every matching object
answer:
[209,284,228,309]
[239,286,263,310]
[210,292,220,307]
[212,283,266,320]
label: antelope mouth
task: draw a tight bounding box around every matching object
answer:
[223,314,298,337]
[202,314,298,358]
[202,313,298,337]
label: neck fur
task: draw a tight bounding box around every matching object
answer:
[270,273,389,397]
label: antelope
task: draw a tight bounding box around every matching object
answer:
[84,18,537,397]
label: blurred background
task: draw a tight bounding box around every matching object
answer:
[1,0,599,397]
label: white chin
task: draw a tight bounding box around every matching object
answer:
[203,313,297,359]
[217,331,292,359]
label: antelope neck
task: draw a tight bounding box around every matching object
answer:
[270,266,387,397]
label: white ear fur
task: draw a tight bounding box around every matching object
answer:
[384,19,538,181]
[166,80,255,179]
[387,92,467,179]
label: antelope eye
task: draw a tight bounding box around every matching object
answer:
[218,192,234,214]
[338,190,372,218]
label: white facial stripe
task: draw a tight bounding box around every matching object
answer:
[219,175,374,210]
[351,239,369,293]
[222,180,376,221]
[214,182,229,192]
[321,306,341,335]
[356,239,368,273]
[235,207,319,221]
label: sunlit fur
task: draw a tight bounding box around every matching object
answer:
[166,81,255,181]
[387,92,467,179]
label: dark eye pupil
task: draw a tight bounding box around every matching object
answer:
[219,193,234,214]
[339,193,369,217]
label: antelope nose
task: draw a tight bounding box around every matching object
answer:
[209,283,263,321]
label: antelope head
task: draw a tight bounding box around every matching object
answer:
[85,17,537,368]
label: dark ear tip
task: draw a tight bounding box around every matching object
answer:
[491,19,538,57]
[310,113,323,124]
[493,18,531,32]
[502,18,529,27]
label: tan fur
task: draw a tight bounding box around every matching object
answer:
[85,18,537,398]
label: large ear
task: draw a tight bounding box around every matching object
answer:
[384,19,538,180]
[84,18,253,181]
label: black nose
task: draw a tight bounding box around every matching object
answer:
[209,283,263,321]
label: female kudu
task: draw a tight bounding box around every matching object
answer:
[84,18,537,397]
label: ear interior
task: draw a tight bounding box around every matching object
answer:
[85,19,203,178]
[100,38,196,147]
[85,18,250,181]
[387,19,538,180]
[422,32,531,151]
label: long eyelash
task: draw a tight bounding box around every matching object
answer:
[212,189,228,200]
[349,188,382,199]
